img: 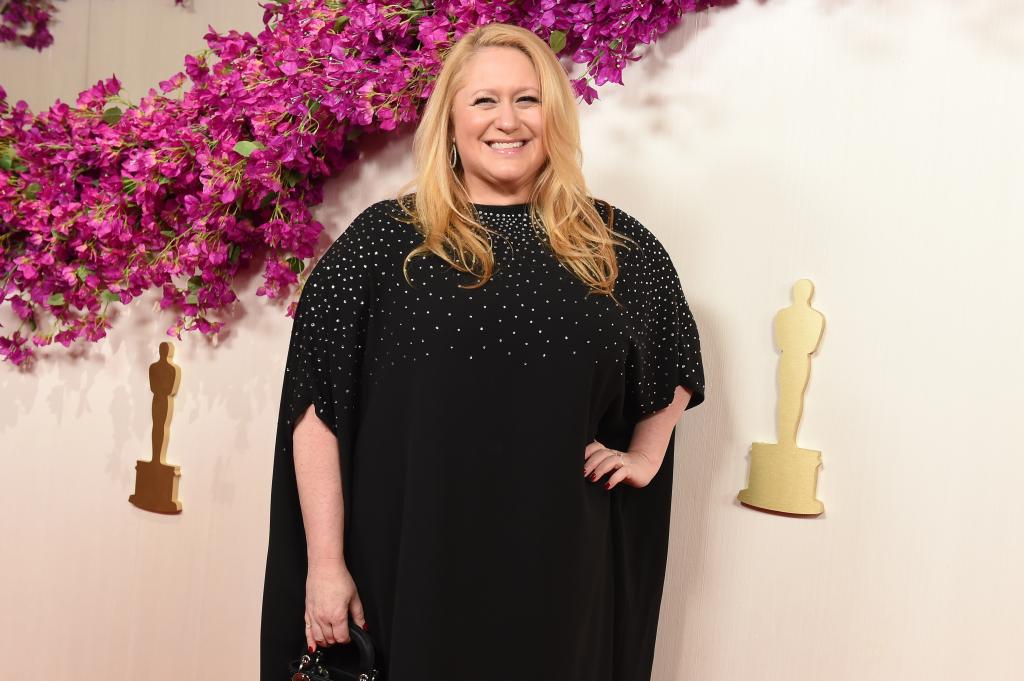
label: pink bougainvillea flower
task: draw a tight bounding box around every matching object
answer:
[0,0,732,366]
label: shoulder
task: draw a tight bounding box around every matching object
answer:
[354,196,421,240]
[344,198,410,239]
[303,200,391,287]
[320,198,417,261]
[592,202,684,302]
[593,200,672,265]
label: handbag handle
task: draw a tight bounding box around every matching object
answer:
[289,624,379,681]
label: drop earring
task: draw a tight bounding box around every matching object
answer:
[449,140,458,168]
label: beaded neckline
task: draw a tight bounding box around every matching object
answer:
[472,202,531,214]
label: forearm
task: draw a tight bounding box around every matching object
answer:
[628,385,693,469]
[293,403,346,564]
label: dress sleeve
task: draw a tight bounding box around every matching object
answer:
[280,210,377,437]
[615,208,706,421]
[261,206,379,672]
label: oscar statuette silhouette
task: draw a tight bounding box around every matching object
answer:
[128,341,183,514]
[738,279,825,515]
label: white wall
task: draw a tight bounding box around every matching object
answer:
[2,1,1021,679]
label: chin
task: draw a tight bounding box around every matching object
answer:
[485,166,543,183]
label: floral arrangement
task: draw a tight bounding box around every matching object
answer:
[1,1,189,52]
[0,0,726,366]
[0,0,56,51]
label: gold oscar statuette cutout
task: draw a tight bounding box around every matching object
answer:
[128,341,183,514]
[738,279,825,516]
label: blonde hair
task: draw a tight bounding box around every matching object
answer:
[394,22,633,303]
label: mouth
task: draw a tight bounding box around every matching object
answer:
[485,139,530,155]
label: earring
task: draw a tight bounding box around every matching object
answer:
[449,140,458,168]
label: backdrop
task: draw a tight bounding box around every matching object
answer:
[2,0,1022,679]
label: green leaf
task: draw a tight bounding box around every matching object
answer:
[228,244,241,264]
[160,229,177,238]
[25,182,41,199]
[233,140,265,158]
[75,266,92,282]
[306,98,320,115]
[121,177,138,194]
[259,191,278,210]
[102,107,123,126]
[0,149,14,171]
[333,16,350,32]
[346,127,363,142]
[286,256,305,274]
[282,168,304,187]
[47,292,65,306]
[101,291,120,303]
[412,0,425,9]
[549,30,566,54]
[187,275,203,291]
[186,292,199,305]
[50,228,69,241]
[610,37,622,50]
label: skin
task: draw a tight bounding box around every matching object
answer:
[583,385,693,490]
[296,45,692,652]
[450,46,547,204]
[294,404,364,652]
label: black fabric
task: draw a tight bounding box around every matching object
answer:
[260,197,705,681]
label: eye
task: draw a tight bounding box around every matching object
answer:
[472,96,541,105]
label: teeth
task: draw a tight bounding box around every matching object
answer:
[489,141,525,149]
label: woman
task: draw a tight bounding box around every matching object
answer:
[260,22,705,681]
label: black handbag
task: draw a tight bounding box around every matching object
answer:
[288,625,380,681]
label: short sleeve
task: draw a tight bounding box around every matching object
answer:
[614,208,706,421]
[280,208,377,437]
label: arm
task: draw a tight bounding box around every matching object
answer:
[626,384,693,477]
[585,384,694,490]
[293,403,346,566]
[294,403,368,648]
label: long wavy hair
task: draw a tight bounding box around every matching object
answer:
[394,22,634,303]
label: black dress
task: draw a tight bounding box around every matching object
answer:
[260,197,705,681]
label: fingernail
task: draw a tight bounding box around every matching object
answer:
[361,622,369,631]
[604,482,611,490]
[308,646,314,653]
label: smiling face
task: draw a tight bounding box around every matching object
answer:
[449,46,547,204]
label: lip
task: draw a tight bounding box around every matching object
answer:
[485,139,530,155]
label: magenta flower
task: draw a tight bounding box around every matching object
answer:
[1,1,190,52]
[0,0,732,366]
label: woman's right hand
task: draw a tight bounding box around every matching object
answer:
[305,558,368,650]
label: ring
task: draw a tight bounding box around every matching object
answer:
[616,451,625,466]
[305,623,311,628]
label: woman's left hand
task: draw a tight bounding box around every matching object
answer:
[583,439,659,490]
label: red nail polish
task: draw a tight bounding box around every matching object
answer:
[361,622,369,631]
[308,646,314,653]
[604,482,611,490]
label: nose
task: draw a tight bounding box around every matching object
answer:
[495,100,521,132]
